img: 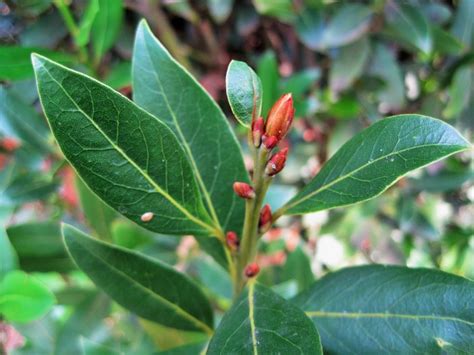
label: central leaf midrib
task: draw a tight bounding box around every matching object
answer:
[247,281,259,355]
[306,311,473,326]
[72,237,213,334]
[39,60,213,233]
[142,37,222,232]
[284,142,466,212]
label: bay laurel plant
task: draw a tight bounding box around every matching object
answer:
[31,20,473,354]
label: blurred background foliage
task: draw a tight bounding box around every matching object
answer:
[0,0,472,353]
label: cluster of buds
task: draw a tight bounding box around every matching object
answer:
[252,93,294,150]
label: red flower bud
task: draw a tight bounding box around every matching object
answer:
[244,262,260,278]
[265,93,294,142]
[252,117,265,148]
[262,135,278,150]
[265,148,288,176]
[226,231,239,252]
[233,182,255,199]
[259,204,272,233]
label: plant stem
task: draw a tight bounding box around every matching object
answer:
[234,147,270,299]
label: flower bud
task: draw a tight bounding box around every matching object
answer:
[265,93,294,142]
[244,262,260,278]
[252,117,264,148]
[262,135,278,150]
[259,204,272,233]
[226,231,239,252]
[233,182,255,199]
[265,148,288,176]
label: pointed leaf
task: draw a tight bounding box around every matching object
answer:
[282,115,470,215]
[294,265,474,353]
[132,21,249,236]
[226,60,262,127]
[62,224,214,333]
[76,0,99,47]
[91,0,124,63]
[32,54,214,236]
[207,281,322,354]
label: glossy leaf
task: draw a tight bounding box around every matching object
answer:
[0,270,56,323]
[132,21,249,236]
[226,60,263,126]
[0,46,74,81]
[207,281,322,354]
[91,0,124,63]
[282,115,470,215]
[294,265,474,353]
[62,224,214,333]
[32,54,215,236]
[385,3,432,54]
[208,0,234,24]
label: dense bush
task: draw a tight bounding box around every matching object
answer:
[0,1,472,354]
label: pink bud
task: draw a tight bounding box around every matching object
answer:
[265,93,294,142]
[252,117,265,148]
[265,148,288,176]
[233,182,255,199]
[244,262,260,278]
[262,135,278,150]
[226,231,239,252]
[259,204,272,233]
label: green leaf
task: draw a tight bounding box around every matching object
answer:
[104,61,131,89]
[0,87,52,155]
[451,0,474,48]
[296,5,372,50]
[384,3,432,54]
[0,270,56,322]
[257,51,279,116]
[1,173,60,205]
[62,224,214,333]
[207,281,322,353]
[55,292,111,355]
[432,26,464,55]
[443,66,472,119]
[329,37,370,93]
[6,222,74,273]
[91,0,124,63]
[226,60,263,127]
[32,54,215,236]
[132,21,249,236]
[0,46,74,81]
[367,43,405,111]
[75,176,116,242]
[282,115,470,215]
[294,265,474,353]
[253,0,295,23]
[76,0,100,47]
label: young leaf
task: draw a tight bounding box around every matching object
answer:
[0,46,74,81]
[294,265,474,353]
[226,60,263,127]
[62,224,214,333]
[257,51,279,116]
[76,0,99,47]
[132,20,249,236]
[0,270,56,323]
[32,54,215,236]
[91,0,124,63]
[282,115,471,215]
[207,281,322,354]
